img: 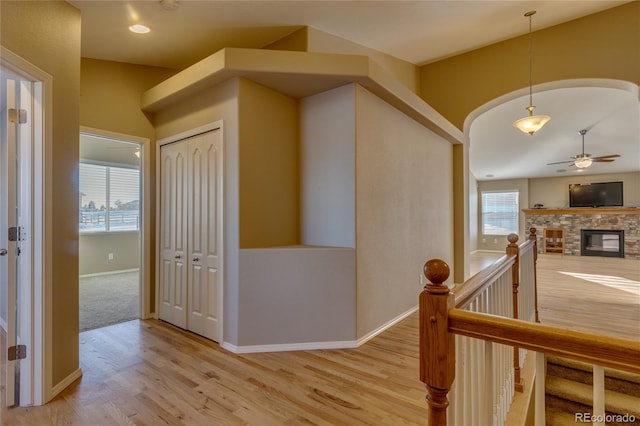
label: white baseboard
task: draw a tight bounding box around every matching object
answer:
[356,306,418,346]
[79,268,139,278]
[48,368,82,403]
[221,306,418,354]
[221,339,358,354]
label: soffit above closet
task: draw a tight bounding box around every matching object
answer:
[141,47,464,145]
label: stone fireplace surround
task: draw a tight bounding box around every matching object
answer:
[523,208,640,260]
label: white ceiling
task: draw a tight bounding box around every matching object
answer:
[69,0,639,180]
[470,84,640,180]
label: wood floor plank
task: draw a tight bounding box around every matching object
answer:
[3,254,638,425]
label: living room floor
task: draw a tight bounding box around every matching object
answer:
[472,251,640,340]
[2,253,638,424]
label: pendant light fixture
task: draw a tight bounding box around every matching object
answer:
[513,11,550,136]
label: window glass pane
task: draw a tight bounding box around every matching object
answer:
[109,168,140,231]
[79,164,107,233]
[79,163,139,233]
[481,191,519,235]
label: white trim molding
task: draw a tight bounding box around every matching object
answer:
[221,306,418,354]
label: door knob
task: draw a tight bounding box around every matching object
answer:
[0,248,7,256]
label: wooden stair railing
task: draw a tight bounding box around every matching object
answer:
[419,247,640,425]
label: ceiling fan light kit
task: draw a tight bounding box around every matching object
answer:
[574,156,593,169]
[546,129,620,169]
[513,11,550,136]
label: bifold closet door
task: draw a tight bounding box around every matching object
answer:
[159,141,188,329]
[186,131,222,342]
[159,130,222,342]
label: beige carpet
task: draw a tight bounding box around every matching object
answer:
[79,271,139,332]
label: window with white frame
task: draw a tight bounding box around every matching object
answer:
[79,163,140,233]
[481,190,519,235]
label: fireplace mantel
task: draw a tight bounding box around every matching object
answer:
[523,208,639,215]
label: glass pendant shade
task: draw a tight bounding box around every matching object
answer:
[574,156,593,168]
[513,106,551,135]
[513,11,550,136]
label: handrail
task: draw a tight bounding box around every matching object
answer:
[448,309,640,374]
[454,253,513,309]
[419,232,639,425]
[453,234,536,310]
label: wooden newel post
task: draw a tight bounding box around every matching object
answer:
[529,227,540,322]
[420,259,455,425]
[506,233,524,392]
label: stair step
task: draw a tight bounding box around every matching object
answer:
[545,404,584,426]
[547,355,640,386]
[545,376,640,418]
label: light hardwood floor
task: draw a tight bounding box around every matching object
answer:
[2,254,638,425]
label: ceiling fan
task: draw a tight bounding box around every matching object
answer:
[546,129,620,169]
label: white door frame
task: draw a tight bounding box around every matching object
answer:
[1,47,51,406]
[80,127,151,319]
[156,121,224,343]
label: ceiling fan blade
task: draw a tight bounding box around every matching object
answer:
[546,160,575,165]
[592,158,616,163]
[592,154,620,159]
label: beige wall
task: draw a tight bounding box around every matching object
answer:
[81,58,176,135]
[355,85,454,338]
[420,2,640,130]
[269,27,420,94]
[1,0,81,390]
[80,58,176,315]
[300,84,356,248]
[469,173,479,252]
[529,172,640,209]
[79,233,140,276]
[237,79,299,247]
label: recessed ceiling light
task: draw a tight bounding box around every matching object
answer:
[556,169,566,173]
[129,24,150,34]
[485,174,494,178]
[160,0,179,10]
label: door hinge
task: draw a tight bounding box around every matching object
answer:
[8,226,25,242]
[8,345,27,361]
[8,108,27,124]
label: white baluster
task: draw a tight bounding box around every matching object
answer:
[593,365,605,426]
[535,352,545,426]
[486,340,495,426]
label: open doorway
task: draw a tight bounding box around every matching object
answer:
[79,132,142,331]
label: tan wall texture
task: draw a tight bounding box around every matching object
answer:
[237,79,299,248]
[80,58,176,314]
[1,0,81,389]
[355,85,454,337]
[420,2,640,130]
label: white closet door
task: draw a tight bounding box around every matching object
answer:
[186,130,222,341]
[159,141,188,328]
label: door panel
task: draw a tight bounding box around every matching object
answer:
[187,131,222,341]
[158,143,188,328]
[2,77,18,407]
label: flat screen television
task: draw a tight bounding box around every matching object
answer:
[569,181,623,208]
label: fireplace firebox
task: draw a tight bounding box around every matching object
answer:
[581,229,624,258]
